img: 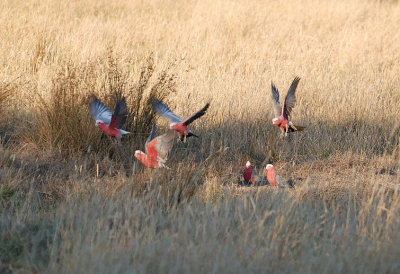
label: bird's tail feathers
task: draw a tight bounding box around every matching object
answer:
[159,162,170,169]
[290,125,306,132]
[119,129,132,135]
[187,132,198,138]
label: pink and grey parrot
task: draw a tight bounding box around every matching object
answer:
[134,123,176,169]
[265,164,294,187]
[271,77,305,136]
[89,95,131,144]
[151,99,210,142]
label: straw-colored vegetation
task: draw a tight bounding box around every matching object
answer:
[1,0,399,272]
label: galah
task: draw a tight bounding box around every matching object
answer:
[88,95,131,144]
[271,77,305,136]
[243,161,265,185]
[265,164,293,187]
[243,161,253,182]
[151,99,210,142]
[134,123,176,169]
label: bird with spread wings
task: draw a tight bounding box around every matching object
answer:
[88,95,131,144]
[271,77,305,136]
[151,99,210,142]
[134,123,176,169]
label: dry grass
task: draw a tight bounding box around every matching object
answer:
[1,0,400,272]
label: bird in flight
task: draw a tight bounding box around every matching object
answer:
[271,77,305,136]
[134,123,176,169]
[88,95,131,144]
[151,99,210,142]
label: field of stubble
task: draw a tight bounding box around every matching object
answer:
[1,0,400,273]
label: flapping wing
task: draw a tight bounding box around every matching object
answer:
[183,103,210,126]
[113,97,128,129]
[283,76,300,119]
[88,96,112,125]
[271,82,282,118]
[151,99,182,123]
[145,122,157,154]
[154,129,176,163]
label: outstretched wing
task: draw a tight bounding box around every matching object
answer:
[153,129,176,163]
[88,95,112,125]
[183,103,210,126]
[114,97,128,129]
[145,122,157,154]
[271,82,282,118]
[151,99,182,123]
[283,76,300,119]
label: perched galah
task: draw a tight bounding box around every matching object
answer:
[89,95,131,144]
[243,161,253,182]
[243,161,265,185]
[151,99,210,142]
[265,164,294,187]
[271,77,305,136]
[134,123,176,169]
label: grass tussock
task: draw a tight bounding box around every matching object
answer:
[0,0,400,272]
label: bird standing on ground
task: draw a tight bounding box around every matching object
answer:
[271,77,305,136]
[134,123,176,168]
[243,161,265,185]
[243,161,253,182]
[265,164,293,187]
[88,95,131,144]
[151,99,210,142]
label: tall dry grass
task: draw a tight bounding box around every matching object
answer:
[0,0,400,272]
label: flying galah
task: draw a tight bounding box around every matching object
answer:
[151,99,210,142]
[134,123,176,168]
[271,77,305,136]
[265,164,294,187]
[88,95,131,144]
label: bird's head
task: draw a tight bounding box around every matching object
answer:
[134,150,144,159]
[272,118,280,125]
[246,161,251,168]
[265,164,274,170]
[95,120,102,126]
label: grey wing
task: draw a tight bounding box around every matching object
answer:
[114,97,128,128]
[88,96,113,125]
[252,170,264,183]
[145,122,157,154]
[154,129,176,162]
[271,82,282,118]
[152,99,182,123]
[276,174,289,188]
[283,76,300,119]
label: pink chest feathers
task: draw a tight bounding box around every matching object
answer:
[267,168,278,187]
[98,123,119,137]
[171,123,187,135]
[135,153,157,168]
